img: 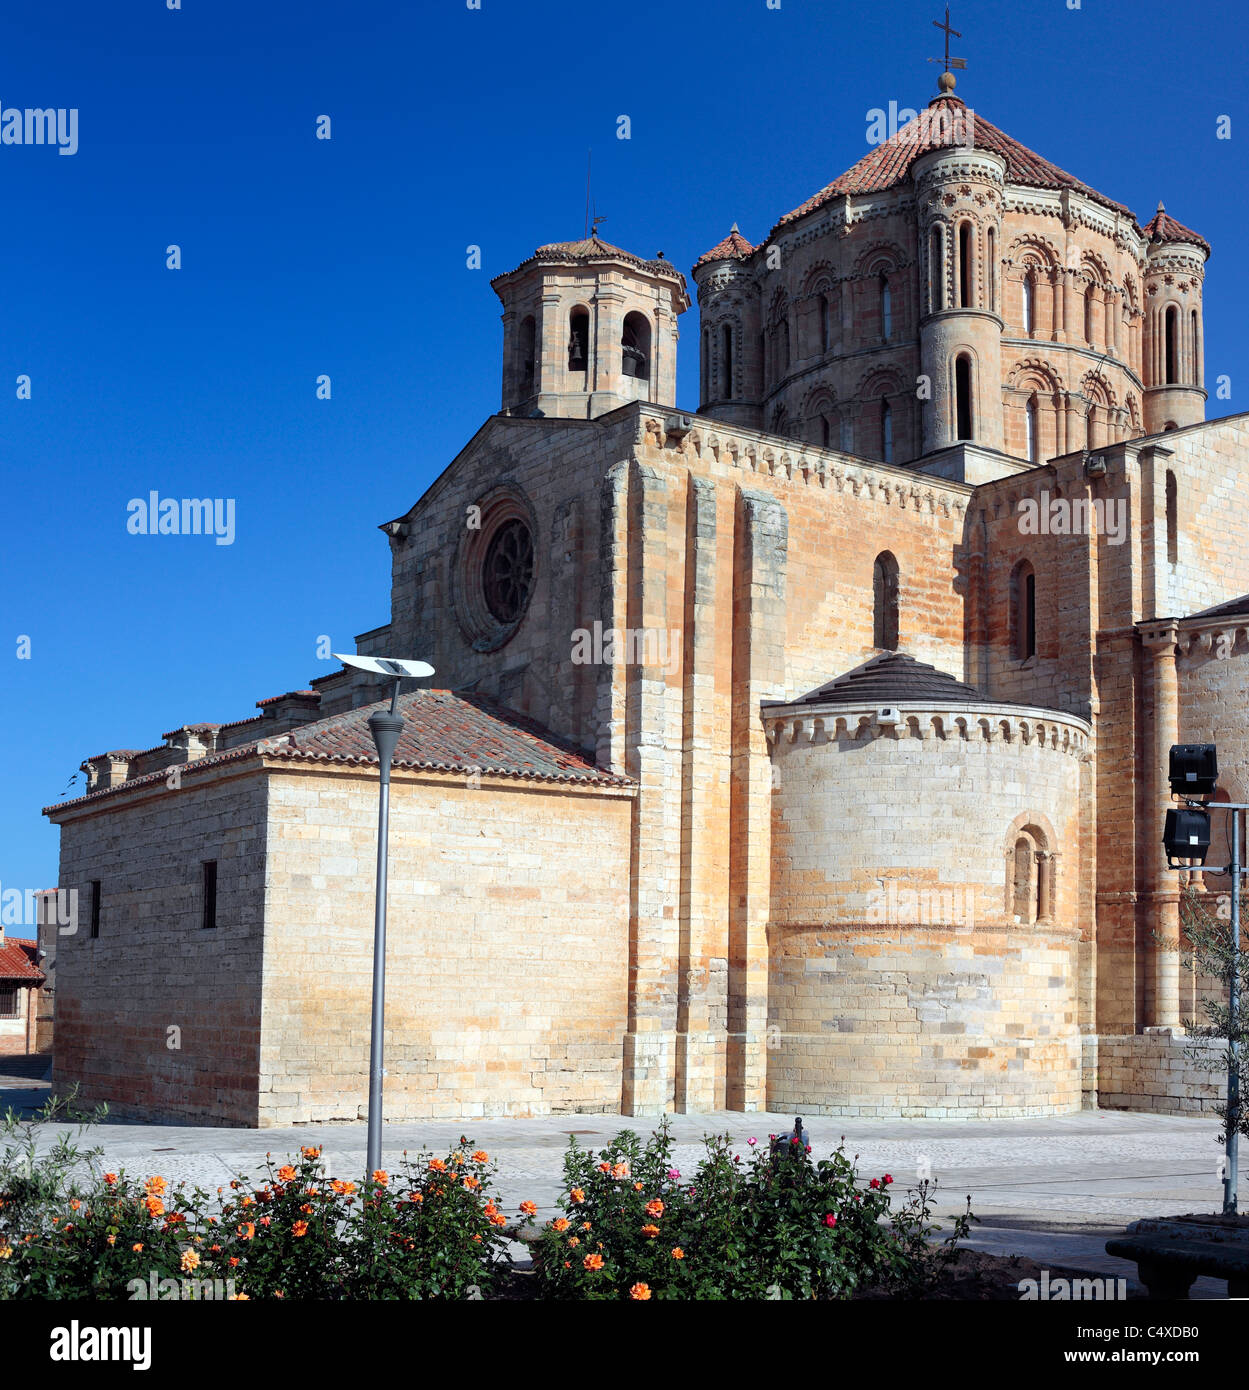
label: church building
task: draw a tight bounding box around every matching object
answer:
[45,74,1249,1127]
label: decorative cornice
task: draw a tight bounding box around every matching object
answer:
[763,703,1091,756]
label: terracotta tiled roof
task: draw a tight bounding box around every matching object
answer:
[768,96,1134,242]
[694,224,755,269]
[493,235,687,288]
[47,689,631,814]
[260,689,631,785]
[0,939,43,983]
[1143,202,1210,256]
[772,652,1023,708]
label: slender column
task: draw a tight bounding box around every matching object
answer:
[1141,621,1182,1030]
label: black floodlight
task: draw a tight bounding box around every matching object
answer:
[1168,743,1218,799]
[1163,806,1211,865]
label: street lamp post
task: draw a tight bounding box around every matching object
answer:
[334,654,434,1179]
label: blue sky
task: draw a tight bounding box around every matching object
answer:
[2,0,1244,894]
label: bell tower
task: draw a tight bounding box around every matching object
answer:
[491,236,690,420]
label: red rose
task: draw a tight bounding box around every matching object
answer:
[883,1174,893,1185]
[823,1213,837,1228]
[869,1178,880,1189]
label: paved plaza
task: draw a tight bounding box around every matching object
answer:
[3,1059,1241,1297]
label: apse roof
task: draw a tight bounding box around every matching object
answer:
[772,651,1020,708]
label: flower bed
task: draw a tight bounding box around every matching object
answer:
[2,1099,972,1301]
[1,1101,520,1300]
[529,1120,973,1300]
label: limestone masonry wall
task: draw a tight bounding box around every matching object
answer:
[50,770,268,1125]
[259,765,634,1125]
[766,703,1088,1116]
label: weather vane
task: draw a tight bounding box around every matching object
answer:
[928,5,967,89]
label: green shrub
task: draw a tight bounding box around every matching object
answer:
[531,1120,973,1300]
[0,1121,517,1301]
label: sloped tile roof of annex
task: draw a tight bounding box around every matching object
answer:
[45,689,632,815]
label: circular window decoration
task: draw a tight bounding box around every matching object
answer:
[482,518,534,624]
[452,487,538,652]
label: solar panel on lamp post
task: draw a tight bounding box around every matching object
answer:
[333,654,435,1180]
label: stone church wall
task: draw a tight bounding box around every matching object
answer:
[766,704,1088,1116]
[258,764,634,1125]
[50,769,269,1126]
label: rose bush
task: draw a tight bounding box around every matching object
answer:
[531,1119,973,1300]
[1,1107,517,1301]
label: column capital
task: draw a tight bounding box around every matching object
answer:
[1138,618,1180,652]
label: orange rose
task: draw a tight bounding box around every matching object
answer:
[472,1151,489,1163]
[103,1173,117,1185]
[671,1247,685,1260]
[292,1221,308,1237]
[144,1176,167,1196]
[144,1196,164,1218]
[570,1188,585,1204]
[489,1213,507,1228]
[301,1146,321,1159]
[371,1171,388,1186]
[277,1166,297,1183]
[106,1234,116,1246]
[228,1257,240,1267]
[131,1243,144,1253]
[568,1236,580,1248]
[644,1199,664,1218]
[428,1159,447,1173]
[630,1283,652,1300]
[180,1249,200,1273]
[330,1180,357,1196]
[583,1253,604,1271]
[519,1201,537,1217]
[462,1175,479,1190]
[641,1224,660,1238]
[237,1223,255,1240]
[552,1218,570,1233]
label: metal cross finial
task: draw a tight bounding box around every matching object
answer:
[928,5,967,75]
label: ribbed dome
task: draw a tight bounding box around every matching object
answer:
[779,651,1016,707]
